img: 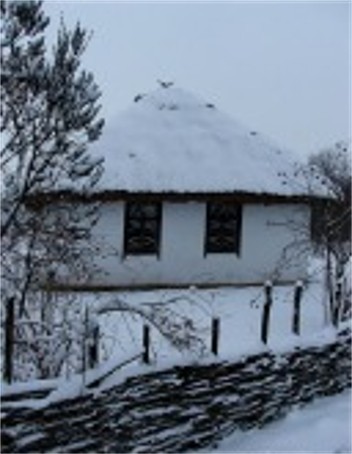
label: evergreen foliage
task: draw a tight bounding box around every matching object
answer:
[1,0,105,380]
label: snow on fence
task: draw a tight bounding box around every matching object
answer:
[1,327,351,453]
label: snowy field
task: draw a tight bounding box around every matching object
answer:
[87,259,330,374]
[212,389,352,454]
[1,257,350,401]
[1,257,349,399]
[95,280,326,365]
[45,255,347,397]
[1,258,351,454]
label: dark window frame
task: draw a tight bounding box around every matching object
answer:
[123,201,162,257]
[205,202,242,255]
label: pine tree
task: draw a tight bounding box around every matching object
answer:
[1,0,105,380]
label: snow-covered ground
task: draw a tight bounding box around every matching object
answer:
[1,258,351,454]
[1,257,349,405]
[90,258,330,372]
[211,389,352,454]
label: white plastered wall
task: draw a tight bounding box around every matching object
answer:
[64,200,311,288]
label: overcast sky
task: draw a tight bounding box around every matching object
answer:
[44,0,350,158]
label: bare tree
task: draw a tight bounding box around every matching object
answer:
[308,141,351,268]
[308,141,351,324]
[276,141,351,325]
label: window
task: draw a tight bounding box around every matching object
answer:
[124,202,162,256]
[205,202,242,254]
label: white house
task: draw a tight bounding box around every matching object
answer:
[53,86,324,290]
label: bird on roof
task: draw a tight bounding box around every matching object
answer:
[134,93,145,103]
[157,80,174,89]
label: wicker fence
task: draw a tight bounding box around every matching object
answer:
[1,326,351,453]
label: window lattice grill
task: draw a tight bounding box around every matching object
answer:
[124,202,161,256]
[205,203,242,254]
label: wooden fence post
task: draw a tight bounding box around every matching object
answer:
[143,324,150,364]
[211,317,220,356]
[293,281,303,335]
[82,304,89,387]
[261,281,273,345]
[333,281,342,328]
[88,324,100,369]
[4,297,15,384]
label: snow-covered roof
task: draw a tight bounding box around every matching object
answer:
[90,86,324,198]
